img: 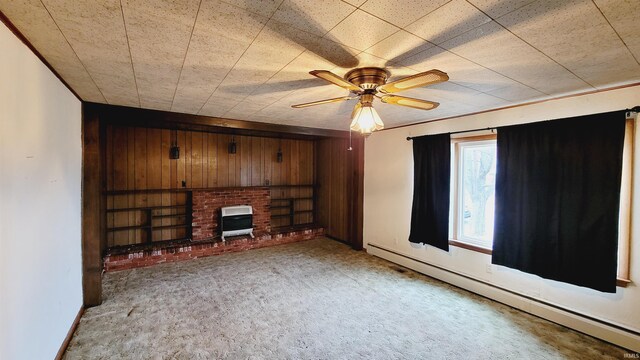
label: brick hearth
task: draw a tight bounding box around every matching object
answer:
[104,227,325,272]
[192,187,270,241]
[103,185,326,272]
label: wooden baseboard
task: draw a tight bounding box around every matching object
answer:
[55,306,84,360]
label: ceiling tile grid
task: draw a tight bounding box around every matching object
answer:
[0,0,106,103]
[360,0,450,28]
[494,0,640,88]
[405,0,493,45]
[41,0,141,107]
[121,0,201,111]
[172,0,269,114]
[593,0,640,62]
[2,0,640,130]
[439,21,590,94]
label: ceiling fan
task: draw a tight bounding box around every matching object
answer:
[291,67,449,136]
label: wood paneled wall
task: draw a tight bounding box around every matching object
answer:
[104,125,316,247]
[316,136,364,249]
[105,125,315,191]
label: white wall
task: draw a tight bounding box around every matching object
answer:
[0,23,83,359]
[364,85,640,351]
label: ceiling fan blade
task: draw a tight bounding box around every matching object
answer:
[309,70,362,92]
[378,70,449,94]
[291,96,355,108]
[380,95,440,111]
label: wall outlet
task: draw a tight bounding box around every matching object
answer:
[485,264,493,274]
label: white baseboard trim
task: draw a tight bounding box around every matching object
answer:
[366,243,640,353]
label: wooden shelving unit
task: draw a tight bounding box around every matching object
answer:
[270,186,316,229]
[106,191,192,247]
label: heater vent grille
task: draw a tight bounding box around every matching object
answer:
[220,205,254,241]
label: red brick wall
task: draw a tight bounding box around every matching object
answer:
[191,187,271,241]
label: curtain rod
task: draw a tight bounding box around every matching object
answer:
[406,106,640,141]
[406,127,495,141]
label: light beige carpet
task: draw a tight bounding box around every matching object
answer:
[65,238,627,359]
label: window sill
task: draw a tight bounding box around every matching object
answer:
[617,278,631,288]
[449,240,492,255]
[448,239,631,288]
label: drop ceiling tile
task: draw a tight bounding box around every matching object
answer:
[0,0,105,102]
[594,0,640,62]
[365,30,434,64]
[342,0,367,8]
[486,82,546,102]
[205,19,310,103]
[325,9,399,51]
[440,21,589,94]
[403,81,511,109]
[199,95,241,117]
[398,46,513,93]
[405,0,492,45]
[272,0,355,36]
[121,0,200,110]
[38,0,139,106]
[467,0,537,18]
[448,68,517,93]
[496,0,640,87]
[241,52,335,105]
[360,0,449,28]
[223,100,269,118]
[284,33,360,69]
[353,52,388,68]
[172,0,268,114]
[222,0,283,17]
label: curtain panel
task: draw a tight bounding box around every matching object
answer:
[492,111,626,293]
[409,134,451,251]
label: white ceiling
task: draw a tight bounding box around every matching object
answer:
[2,0,639,130]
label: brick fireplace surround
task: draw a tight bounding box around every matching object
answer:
[104,187,324,272]
[192,188,271,241]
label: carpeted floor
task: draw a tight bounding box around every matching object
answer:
[65,237,627,359]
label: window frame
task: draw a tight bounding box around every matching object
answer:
[447,124,634,288]
[449,134,497,255]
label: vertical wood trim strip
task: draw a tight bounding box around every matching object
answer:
[81,104,102,306]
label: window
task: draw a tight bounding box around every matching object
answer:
[448,120,634,287]
[449,135,497,251]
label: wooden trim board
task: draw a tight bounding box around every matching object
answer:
[86,102,350,139]
[54,306,84,360]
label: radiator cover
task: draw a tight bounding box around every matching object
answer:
[220,205,254,241]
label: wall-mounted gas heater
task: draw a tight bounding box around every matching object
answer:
[220,205,254,241]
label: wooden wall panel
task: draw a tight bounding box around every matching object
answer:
[81,105,103,306]
[316,137,364,248]
[103,124,346,246]
[217,134,229,188]
[106,126,316,192]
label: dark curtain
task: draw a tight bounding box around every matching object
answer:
[492,111,626,293]
[409,134,450,251]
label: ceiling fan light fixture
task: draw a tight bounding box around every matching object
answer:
[350,104,384,136]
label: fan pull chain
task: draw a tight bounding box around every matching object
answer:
[348,129,353,151]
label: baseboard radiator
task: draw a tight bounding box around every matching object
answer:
[220,205,254,241]
[366,242,640,353]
